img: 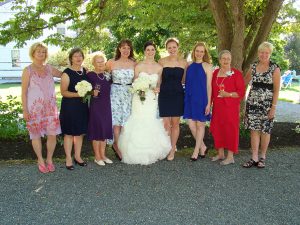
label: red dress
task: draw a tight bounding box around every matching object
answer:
[210,68,245,153]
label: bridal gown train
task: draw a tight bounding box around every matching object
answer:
[118,72,171,165]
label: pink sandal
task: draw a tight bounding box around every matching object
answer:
[38,164,49,173]
[47,163,56,172]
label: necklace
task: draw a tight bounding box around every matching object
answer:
[216,71,226,88]
[71,67,83,75]
[96,72,105,80]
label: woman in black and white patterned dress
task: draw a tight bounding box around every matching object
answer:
[243,42,281,168]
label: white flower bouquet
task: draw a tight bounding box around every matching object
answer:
[131,76,152,102]
[75,80,93,105]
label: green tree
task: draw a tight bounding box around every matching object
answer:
[285,33,300,73]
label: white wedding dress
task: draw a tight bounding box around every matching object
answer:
[118,72,171,165]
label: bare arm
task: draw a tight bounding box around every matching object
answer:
[50,65,62,78]
[21,68,30,121]
[106,59,114,72]
[134,63,141,80]
[204,63,213,115]
[60,73,80,98]
[268,67,281,119]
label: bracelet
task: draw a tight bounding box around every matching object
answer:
[272,104,277,107]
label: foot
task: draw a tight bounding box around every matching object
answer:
[94,159,105,166]
[242,159,258,168]
[220,158,235,165]
[103,158,113,164]
[47,163,55,172]
[38,164,49,173]
[199,146,208,158]
[112,144,122,161]
[257,158,266,168]
[167,151,175,161]
[190,149,199,161]
[211,155,225,162]
[74,158,87,167]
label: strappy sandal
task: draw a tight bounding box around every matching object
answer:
[257,158,266,168]
[243,159,258,168]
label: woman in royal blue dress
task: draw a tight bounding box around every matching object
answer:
[184,42,212,161]
[158,38,188,161]
[87,52,113,166]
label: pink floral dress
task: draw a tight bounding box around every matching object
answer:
[26,65,61,139]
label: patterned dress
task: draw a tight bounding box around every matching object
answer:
[25,65,61,139]
[244,61,279,134]
[110,69,134,126]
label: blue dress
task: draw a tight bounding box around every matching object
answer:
[183,63,210,122]
[158,67,184,117]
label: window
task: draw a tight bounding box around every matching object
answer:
[11,50,20,67]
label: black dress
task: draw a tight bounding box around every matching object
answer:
[158,67,184,117]
[60,68,89,135]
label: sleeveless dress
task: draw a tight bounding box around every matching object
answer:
[59,68,89,135]
[244,61,279,134]
[87,72,113,140]
[110,69,134,126]
[25,65,61,139]
[183,62,211,121]
[118,73,171,165]
[158,67,184,117]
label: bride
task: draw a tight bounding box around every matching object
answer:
[118,41,171,165]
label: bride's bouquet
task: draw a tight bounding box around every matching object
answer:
[131,76,153,103]
[75,80,93,106]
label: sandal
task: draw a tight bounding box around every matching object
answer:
[257,158,265,168]
[243,159,258,168]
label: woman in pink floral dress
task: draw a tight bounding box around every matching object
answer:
[21,42,62,173]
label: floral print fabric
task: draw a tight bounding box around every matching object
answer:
[244,61,279,134]
[26,65,61,139]
[110,69,134,126]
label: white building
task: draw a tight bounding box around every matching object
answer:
[0,0,75,80]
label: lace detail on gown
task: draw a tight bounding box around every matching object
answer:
[118,73,171,165]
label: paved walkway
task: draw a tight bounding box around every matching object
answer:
[0,149,299,225]
[276,101,300,122]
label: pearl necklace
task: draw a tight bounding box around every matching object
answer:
[96,72,105,80]
[71,67,83,76]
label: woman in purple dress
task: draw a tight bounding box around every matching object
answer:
[87,52,113,166]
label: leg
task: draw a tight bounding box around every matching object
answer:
[196,121,206,156]
[188,119,197,139]
[211,148,225,161]
[31,137,44,165]
[260,133,270,159]
[250,130,260,162]
[101,140,112,163]
[64,135,74,166]
[46,135,56,165]
[92,140,101,161]
[189,120,199,159]
[163,117,171,136]
[167,117,180,160]
[113,125,122,159]
[74,135,84,162]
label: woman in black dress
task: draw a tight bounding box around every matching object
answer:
[60,48,89,170]
[158,38,188,161]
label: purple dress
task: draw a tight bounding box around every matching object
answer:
[87,72,113,140]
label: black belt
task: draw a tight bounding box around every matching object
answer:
[252,82,273,90]
[113,83,132,85]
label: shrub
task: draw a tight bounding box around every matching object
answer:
[0,95,28,140]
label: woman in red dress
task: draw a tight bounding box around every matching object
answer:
[210,50,245,165]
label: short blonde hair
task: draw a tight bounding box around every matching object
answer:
[191,42,212,63]
[29,42,48,61]
[91,51,107,64]
[258,42,273,54]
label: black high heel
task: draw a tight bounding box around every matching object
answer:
[199,148,209,159]
[112,145,122,161]
[66,165,74,170]
[74,158,87,167]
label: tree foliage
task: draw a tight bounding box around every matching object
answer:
[0,0,299,71]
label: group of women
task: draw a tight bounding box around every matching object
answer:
[21,39,280,173]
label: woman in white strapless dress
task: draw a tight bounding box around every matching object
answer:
[118,41,171,165]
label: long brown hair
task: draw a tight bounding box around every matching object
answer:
[115,39,135,61]
[191,42,211,64]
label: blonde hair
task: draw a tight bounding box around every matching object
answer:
[91,51,107,64]
[191,42,212,63]
[258,41,273,54]
[29,42,48,61]
[165,37,179,48]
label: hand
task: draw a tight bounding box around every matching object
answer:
[268,107,276,119]
[218,90,227,97]
[153,87,160,94]
[205,104,210,115]
[23,111,29,121]
[93,90,100,97]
